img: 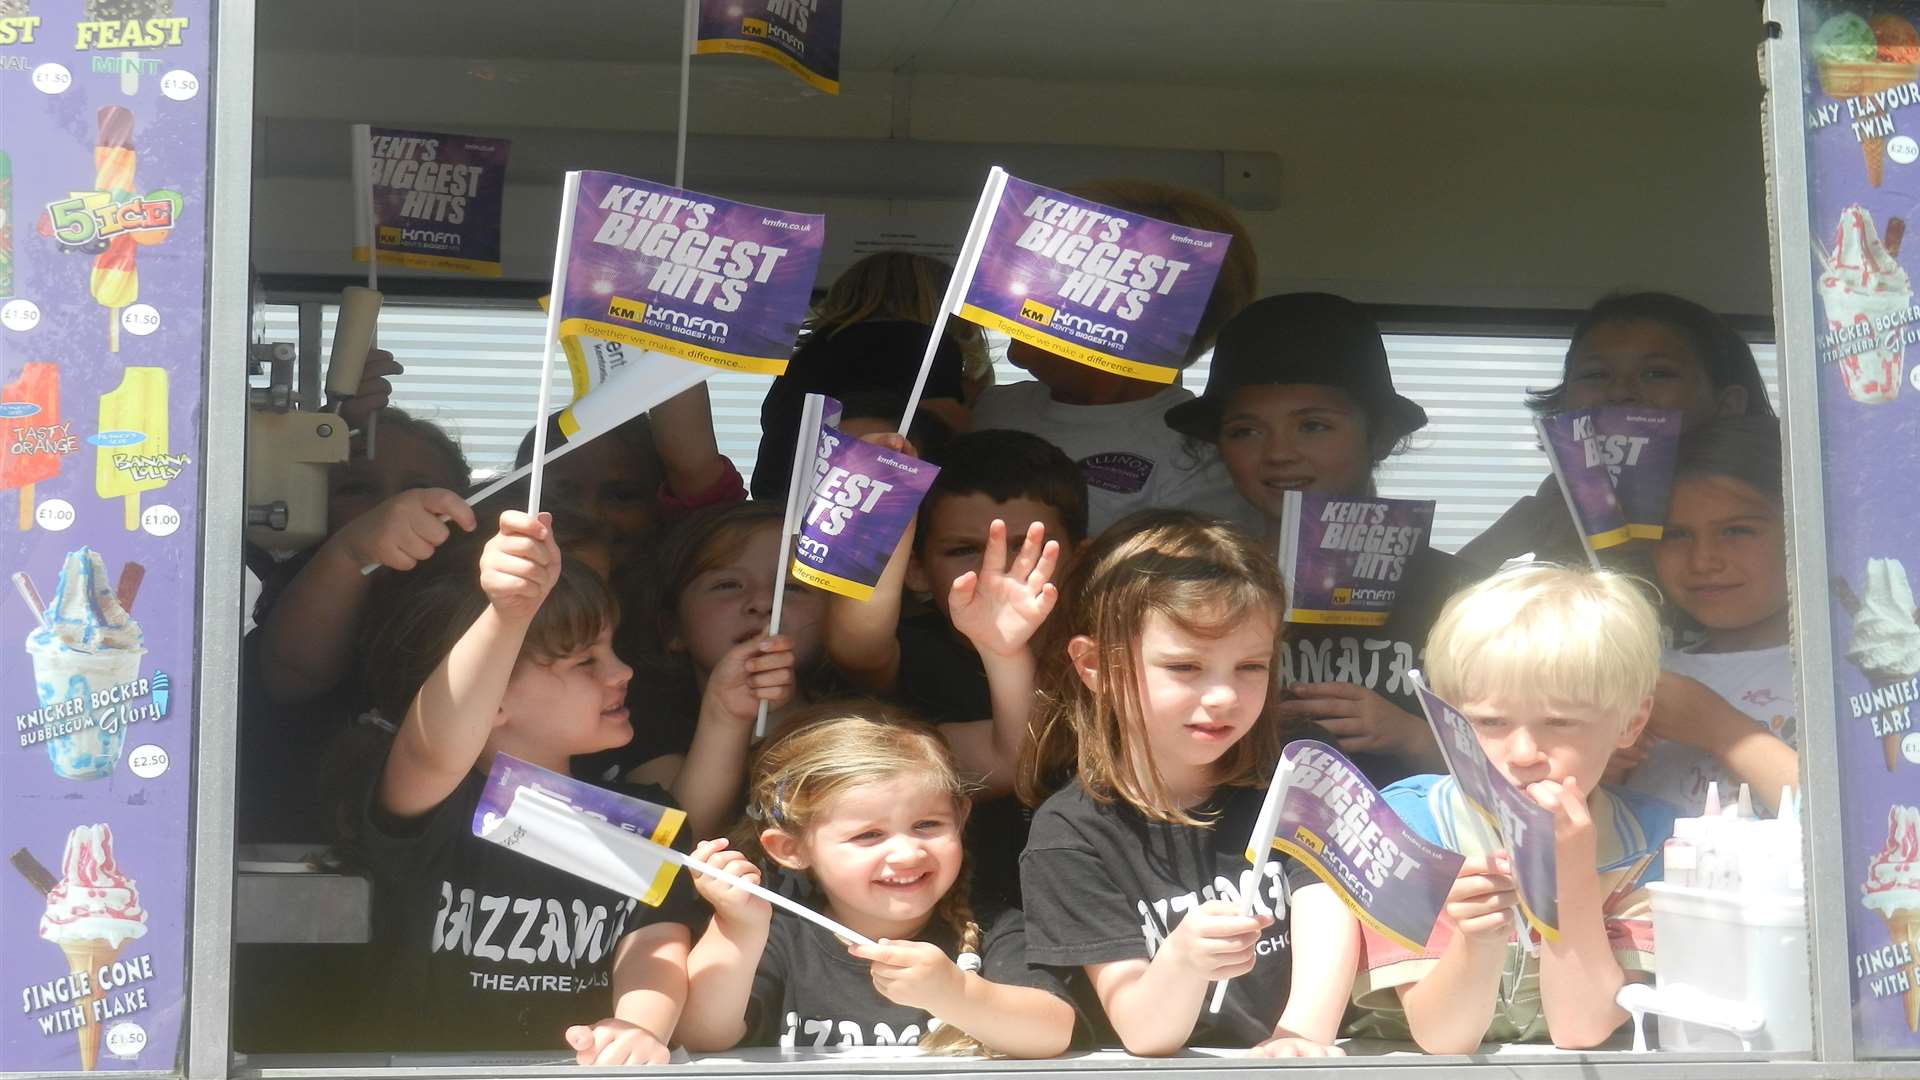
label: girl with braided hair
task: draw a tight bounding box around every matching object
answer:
[676,708,1076,1057]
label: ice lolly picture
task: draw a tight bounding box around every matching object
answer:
[1,148,13,299]
[96,366,167,531]
[21,826,148,1070]
[2,362,59,530]
[1861,804,1920,1033]
[1819,205,1912,404]
[93,108,138,354]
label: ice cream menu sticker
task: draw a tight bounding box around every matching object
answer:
[1804,1,1920,1055]
[2,0,210,1071]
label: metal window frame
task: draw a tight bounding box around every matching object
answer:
[158,3,1890,1079]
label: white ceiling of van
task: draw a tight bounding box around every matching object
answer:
[257,0,1764,104]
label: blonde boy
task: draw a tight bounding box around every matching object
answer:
[1349,565,1681,1052]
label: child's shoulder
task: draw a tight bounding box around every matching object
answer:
[1026,779,1123,845]
[1378,773,1451,843]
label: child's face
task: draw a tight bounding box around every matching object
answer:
[775,776,966,938]
[498,627,636,756]
[548,434,665,556]
[327,427,465,533]
[1084,608,1276,799]
[1654,475,1788,647]
[909,493,1076,617]
[1215,384,1374,516]
[673,523,826,675]
[1459,694,1649,795]
[1562,320,1745,430]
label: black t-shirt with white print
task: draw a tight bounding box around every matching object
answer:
[1279,545,1482,787]
[1020,779,1321,1049]
[742,904,1068,1049]
[353,769,707,1052]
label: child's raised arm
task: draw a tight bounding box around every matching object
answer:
[940,519,1059,795]
[257,487,476,704]
[850,938,1074,1059]
[1529,776,1634,1049]
[823,432,919,694]
[661,636,800,837]
[1250,882,1358,1057]
[678,840,776,1052]
[566,922,691,1065]
[379,510,557,820]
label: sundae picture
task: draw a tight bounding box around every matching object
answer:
[18,548,146,780]
[1861,804,1920,1033]
[1814,12,1920,186]
[13,826,149,1070]
[1819,206,1913,405]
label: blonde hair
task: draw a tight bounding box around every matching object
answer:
[1067,179,1258,363]
[1423,564,1661,733]
[737,705,993,1057]
[1017,510,1286,824]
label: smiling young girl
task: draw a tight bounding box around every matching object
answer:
[677,710,1076,1057]
[1617,416,1798,810]
[1016,510,1360,1057]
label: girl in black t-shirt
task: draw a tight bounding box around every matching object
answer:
[678,709,1075,1058]
[1015,510,1360,1056]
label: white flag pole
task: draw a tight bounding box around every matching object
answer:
[526,172,582,516]
[898,167,1007,435]
[1209,754,1295,1013]
[758,393,825,737]
[351,123,382,457]
[676,0,695,188]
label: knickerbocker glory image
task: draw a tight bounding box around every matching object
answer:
[12,0,1920,1076]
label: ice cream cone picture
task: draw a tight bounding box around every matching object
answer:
[1820,206,1912,405]
[14,826,149,1071]
[96,367,167,531]
[92,108,139,354]
[1862,805,1920,1033]
[2,362,60,530]
[1814,13,1920,188]
[1836,564,1920,771]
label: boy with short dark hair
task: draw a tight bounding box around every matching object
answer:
[826,428,1090,908]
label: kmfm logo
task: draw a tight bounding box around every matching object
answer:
[741,17,769,36]
[608,295,649,323]
[1018,298,1056,326]
[377,226,402,244]
[1293,827,1326,855]
[1331,587,1353,606]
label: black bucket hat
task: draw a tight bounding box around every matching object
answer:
[1165,292,1428,444]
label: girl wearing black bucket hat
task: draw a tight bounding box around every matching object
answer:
[1165,293,1482,784]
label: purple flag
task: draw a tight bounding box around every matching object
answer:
[1277,492,1435,627]
[473,754,686,907]
[1253,741,1464,951]
[556,171,824,376]
[1593,406,1681,541]
[695,0,843,95]
[791,396,940,600]
[354,127,510,277]
[1537,410,1631,563]
[952,172,1232,384]
[1410,675,1561,940]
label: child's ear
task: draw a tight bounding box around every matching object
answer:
[759,828,810,871]
[1067,635,1102,693]
[1715,384,1750,418]
[1618,695,1655,748]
